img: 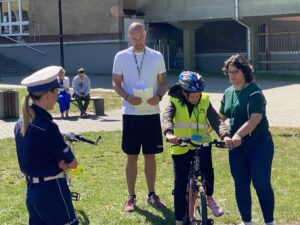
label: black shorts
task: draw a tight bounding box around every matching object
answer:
[122,114,163,155]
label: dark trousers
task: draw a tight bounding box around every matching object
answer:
[26,178,78,225]
[172,146,214,221]
[74,93,90,114]
[229,132,274,223]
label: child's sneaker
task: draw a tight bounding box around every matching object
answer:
[207,197,224,217]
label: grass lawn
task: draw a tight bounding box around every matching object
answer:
[0,128,299,224]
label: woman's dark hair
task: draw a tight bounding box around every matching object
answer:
[222,54,255,83]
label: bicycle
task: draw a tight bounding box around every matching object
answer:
[62,132,101,201]
[174,138,226,225]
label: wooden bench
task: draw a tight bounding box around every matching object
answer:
[70,96,104,116]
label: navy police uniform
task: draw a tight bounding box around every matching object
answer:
[14,66,79,225]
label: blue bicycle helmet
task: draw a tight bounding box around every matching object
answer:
[178,71,205,93]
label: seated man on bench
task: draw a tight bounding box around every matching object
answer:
[72,68,91,118]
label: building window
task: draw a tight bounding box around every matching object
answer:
[0,0,28,36]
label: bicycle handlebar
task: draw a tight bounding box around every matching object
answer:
[174,138,226,148]
[63,132,101,145]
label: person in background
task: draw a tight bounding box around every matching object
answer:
[57,67,71,118]
[112,22,168,212]
[162,71,229,225]
[14,66,79,225]
[72,67,91,118]
[220,54,275,225]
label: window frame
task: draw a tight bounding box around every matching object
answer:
[0,0,29,36]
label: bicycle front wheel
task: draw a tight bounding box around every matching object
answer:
[200,191,207,225]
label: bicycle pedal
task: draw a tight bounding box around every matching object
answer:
[207,219,214,225]
[71,192,80,201]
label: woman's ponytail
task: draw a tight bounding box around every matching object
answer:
[21,94,35,136]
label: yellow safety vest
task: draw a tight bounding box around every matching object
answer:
[170,93,211,155]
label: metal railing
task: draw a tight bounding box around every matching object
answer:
[258,21,300,71]
[0,35,46,55]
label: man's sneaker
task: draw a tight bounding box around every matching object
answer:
[147,193,166,209]
[207,197,224,217]
[124,195,136,212]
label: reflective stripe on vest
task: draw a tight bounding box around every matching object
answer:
[170,93,212,155]
[174,123,209,129]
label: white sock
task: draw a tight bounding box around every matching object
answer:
[265,222,274,225]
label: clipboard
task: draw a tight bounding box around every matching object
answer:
[133,87,155,112]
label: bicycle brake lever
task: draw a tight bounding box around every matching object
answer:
[94,136,101,145]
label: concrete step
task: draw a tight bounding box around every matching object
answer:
[0,53,34,77]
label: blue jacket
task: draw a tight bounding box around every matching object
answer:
[14,104,74,177]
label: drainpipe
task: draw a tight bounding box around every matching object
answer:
[234,0,251,60]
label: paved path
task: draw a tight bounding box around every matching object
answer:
[1,75,300,139]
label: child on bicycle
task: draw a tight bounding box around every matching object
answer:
[162,71,229,225]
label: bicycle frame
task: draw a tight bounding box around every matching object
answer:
[62,132,101,200]
[178,139,225,225]
[185,143,209,225]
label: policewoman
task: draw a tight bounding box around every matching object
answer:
[162,71,230,225]
[14,66,79,225]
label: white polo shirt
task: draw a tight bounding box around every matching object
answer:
[113,46,166,115]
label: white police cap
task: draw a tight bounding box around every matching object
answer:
[21,66,61,93]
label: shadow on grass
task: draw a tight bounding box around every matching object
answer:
[98,118,120,122]
[135,206,174,225]
[75,209,90,225]
[53,114,110,121]
[53,116,80,121]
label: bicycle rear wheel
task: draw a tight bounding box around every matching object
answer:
[193,191,208,225]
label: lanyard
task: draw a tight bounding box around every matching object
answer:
[133,49,146,79]
[193,108,200,132]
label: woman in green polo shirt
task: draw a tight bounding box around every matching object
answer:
[220,54,275,225]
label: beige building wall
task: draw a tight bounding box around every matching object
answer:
[28,0,123,38]
[123,0,137,10]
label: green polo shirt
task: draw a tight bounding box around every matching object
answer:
[220,82,269,135]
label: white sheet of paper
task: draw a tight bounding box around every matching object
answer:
[133,87,155,112]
